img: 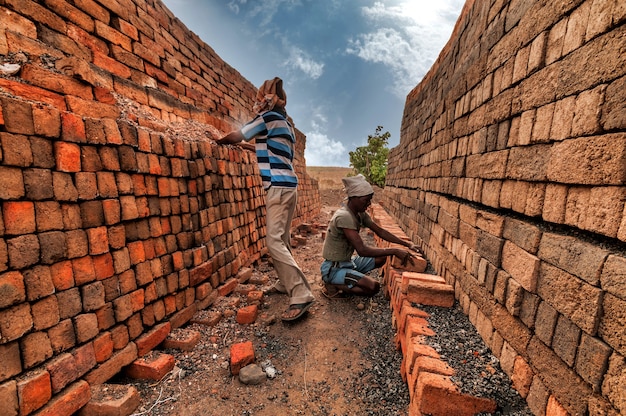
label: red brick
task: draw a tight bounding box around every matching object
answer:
[110,324,129,350]
[230,341,255,375]
[236,304,258,325]
[37,380,91,416]
[66,95,120,119]
[130,288,145,312]
[125,352,175,380]
[84,342,137,385]
[50,260,75,290]
[17,370,52,415]
[86,226,109,255]
[0,76,66,110]
[61,111,86,143]
[3,201,35,234]
[93,253,115,280]
[219,277,239,297]
[93,332,114,363]
[0,271,26,308]
[128,241,146,264]
[65,229,88,259]
[406,279,455,307]
[512,356,534,398]
[169,304,197,329]
[135,322,171,357]
[21,64,93,99]
[412,372,497,416]
[95,303,116,331]
[55,141,81,172]
[102,199,122,225]
[21,331,53,368]
[72,255,96,285]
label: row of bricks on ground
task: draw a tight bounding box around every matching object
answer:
[0,265,267,416]
[368,204,502,416]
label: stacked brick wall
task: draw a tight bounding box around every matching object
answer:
[383,0,625,415]
[0,0,319,414]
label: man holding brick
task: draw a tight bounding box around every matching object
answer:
[321,174,420,297]
[216,77,315,322]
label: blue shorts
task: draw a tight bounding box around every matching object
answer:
[320,256,376,288]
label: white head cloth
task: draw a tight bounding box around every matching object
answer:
[342,174,374,198]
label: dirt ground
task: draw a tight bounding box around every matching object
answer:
[125,188,407,416]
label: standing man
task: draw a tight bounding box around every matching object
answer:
[321,174,420,297]
[215,77,315,322]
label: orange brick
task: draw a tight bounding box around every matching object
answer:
[72,256,96,285]
[50,261,74,290]
[406,280,454,307]
[17,370,52,415]
[230,341,255,375]
[37,380,90,416]
[87,226,109,255]
[3,201,36,234]
[125,352,175,380]
[127,241,146,264]
[511,356,533,398]
[161,329,201,351]
[129,289,144,312]
[54,141,81,172]
[392,254,428,273]
[219,277,239,297]
[134,322,171,357]
[413,372,496,416]
[93,253,115,280]
[546,395,569,416]
[236,305,258,325]
[93,332,114,363]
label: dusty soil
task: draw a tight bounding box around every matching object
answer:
[124,189,409,416]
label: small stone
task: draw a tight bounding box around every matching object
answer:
[356,303,365,310]
[239,364,266,385]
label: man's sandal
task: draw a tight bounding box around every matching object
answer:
[321,286,347,299]
[281,301,314,322]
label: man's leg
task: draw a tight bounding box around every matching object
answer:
[265,187,314,305]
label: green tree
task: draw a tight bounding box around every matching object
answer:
[349,125,390,188]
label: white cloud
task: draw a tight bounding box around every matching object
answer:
[304,131,348,166]
[347,0,464,97]
[284,45,324,79]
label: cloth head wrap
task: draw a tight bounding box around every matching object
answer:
[342,174,374,198]
[253,77,287,114]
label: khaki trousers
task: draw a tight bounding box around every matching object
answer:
[265,186,314,305]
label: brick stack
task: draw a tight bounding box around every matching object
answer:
[383,1,625,415]
[369,204,498,416]
[0,0,319,415]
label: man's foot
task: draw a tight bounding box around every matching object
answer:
[263,286,283,296]
[281,301,314,322]
[321,284,347,299]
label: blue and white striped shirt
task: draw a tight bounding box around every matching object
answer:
[240,111,298,189]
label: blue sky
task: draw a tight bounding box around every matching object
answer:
[161,0,465,166]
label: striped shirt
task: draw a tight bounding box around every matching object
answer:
[240,111,298,189]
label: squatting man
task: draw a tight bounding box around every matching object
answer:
[321,174,420,297]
